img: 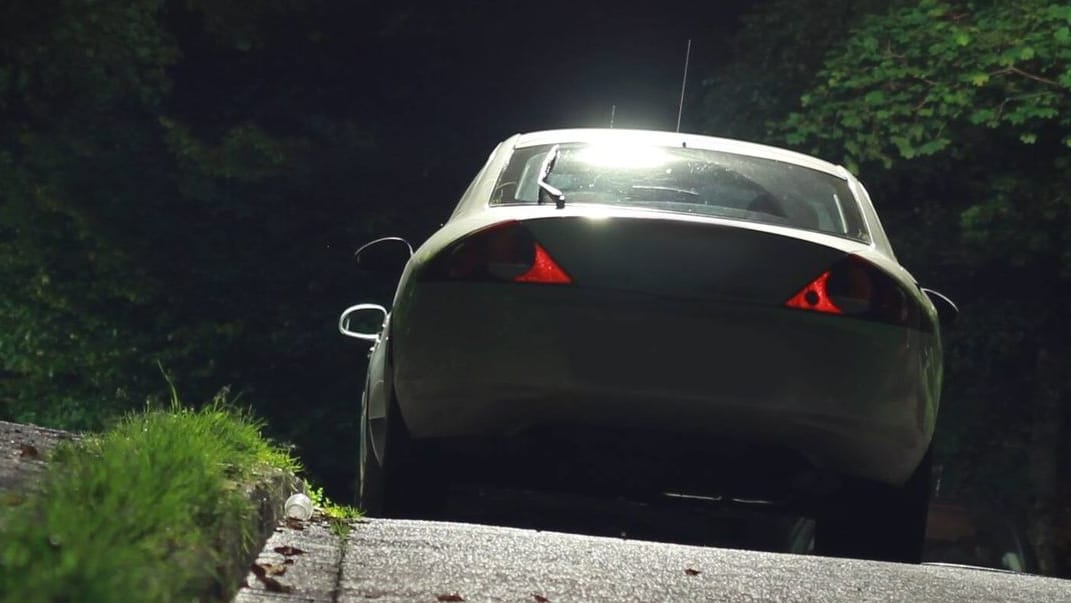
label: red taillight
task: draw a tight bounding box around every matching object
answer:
[785,271,843,315]
[515,243,571,284]
[786,255,925,330]
[425,221,572,284]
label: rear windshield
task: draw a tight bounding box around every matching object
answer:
[490,142,870,243]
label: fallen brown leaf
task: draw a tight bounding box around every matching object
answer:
[283,558,295,565]
[684,568,701,576]
[437,594,465,602]
[18,444,40,459]
[1,493,26,506]
[257,563,288,577]
[285,517,305,530]
[250,563,294,593]
[263,575,293,593]
[533,595,550,602]
[273,545,306,556]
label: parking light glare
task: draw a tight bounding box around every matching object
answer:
[574,144,671,169]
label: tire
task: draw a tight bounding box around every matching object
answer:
[357,385,385,515]
[813,447,932,563]
[357,387,448,519]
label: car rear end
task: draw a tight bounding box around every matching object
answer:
[390,132,941,499]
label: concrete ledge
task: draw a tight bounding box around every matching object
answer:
[0,420,80,507]
[0,419,300,601]
[217,468,302,599]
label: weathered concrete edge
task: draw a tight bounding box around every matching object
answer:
[217,466,302,601]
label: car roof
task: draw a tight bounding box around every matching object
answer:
[511,128,847,179]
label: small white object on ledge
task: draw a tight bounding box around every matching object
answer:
[284,493,313,520]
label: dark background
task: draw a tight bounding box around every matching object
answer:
[1,0,1068,576]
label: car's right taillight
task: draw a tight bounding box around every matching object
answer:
[422,220,572,284]
[785,255,927,330]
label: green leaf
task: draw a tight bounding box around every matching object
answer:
[969,73,990,87]
[891,136,916,158]
[1048,4,1071,22]
[970,108,997,125]
[864,90,886,104]
[923,0,945,16]
[917,138,951,155]
[1020,133,1038,144]
[840,113,864,128]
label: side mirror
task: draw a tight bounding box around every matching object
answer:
[355,237,413,274]
[922,288,958,328]
[339,303,388,342]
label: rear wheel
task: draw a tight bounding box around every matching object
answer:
[357,388,448,518]
[357,386,384,515]
[813,447,932,563]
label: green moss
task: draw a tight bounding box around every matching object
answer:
[0,397,297,603]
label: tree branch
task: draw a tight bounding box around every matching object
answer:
[992,67,1064,88]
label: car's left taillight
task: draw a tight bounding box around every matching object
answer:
[422,221,572,284]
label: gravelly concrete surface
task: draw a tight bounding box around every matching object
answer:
[234,518,1071,603]
[236,516,346,602]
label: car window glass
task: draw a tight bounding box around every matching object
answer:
[492,142,870,243]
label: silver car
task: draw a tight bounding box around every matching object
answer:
[340,128,957,563]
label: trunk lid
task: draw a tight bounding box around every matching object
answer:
[524,214,854,305]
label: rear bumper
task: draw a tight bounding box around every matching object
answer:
[421,427,823,505]
[392,283,940,486]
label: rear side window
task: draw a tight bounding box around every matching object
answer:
[490,142,870,243]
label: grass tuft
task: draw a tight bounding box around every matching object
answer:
[306,483,362,537]
[0,394,298,603]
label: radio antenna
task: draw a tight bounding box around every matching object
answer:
[610,104,616,128]
[675,39,692,133]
